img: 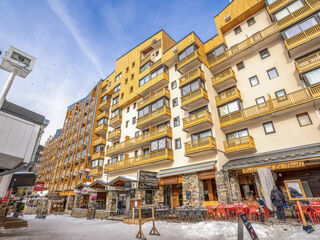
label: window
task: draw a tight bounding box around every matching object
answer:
[125,78,128,85]
[97,117,108,126]
[133,102,137,109]
[120,154,124,161]
[247,17,256,26]
[139,74,150,87]
[130,86,133,93]
[249,75,259,87]
[109,81,111,87]
[304,68,320,86]
[134,150,139,157]
[172,98,178,107]
[267,68,279,79]
[259,48,270,59]
[274,0,304,21]
[175,138,181,149]
[140,62,150,73]
[132,62,135,68]
[283,15,318,39]
[131,73,134,80]
[126,121,129,128]
[208,44,226,58]
[226,129,248,140]
[138,98,169,118]
[178,45,196,61]
[111,108,120,118]
[171,80,177,90]
[265,0,277,5]
[218,100,241,116]
[181,79,204,96]
[263,121,275,134]
[114,84,120,93]
[151,66,164,79]
[135,131,139,137]
[132,117,136,125]
[296,112,312,127]
[236,61,245,70]
[191,130,212,141]
[275,89,286,98]
[234,26,242,35]
[121,93,124,99]
[126,67,129,73]
[115,73,122,82]
[150,138,170,152]
[111,157,118,163]
[255,96,265,105]
[155,50,159,57]
[112,96,119,106]
[173,117,180,127]
[127,106,130,113]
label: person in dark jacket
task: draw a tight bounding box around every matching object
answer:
[270,186,286,221]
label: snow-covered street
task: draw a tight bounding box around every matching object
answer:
[1,215,320,240]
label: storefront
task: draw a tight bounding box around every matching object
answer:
[87,180,108,210]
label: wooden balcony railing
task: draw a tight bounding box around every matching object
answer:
[224,136,256,154]
[108,129,121,140]
[105,149,173,172]
[220,83,320,128]
[295,51,320,73]
[212,68,236,87]
[97,111,109,120]
[98,99,110,110]
[185,136,217,156]
[109,114,122,126]
[89,167,103,176]
[208,24,279,68]
[137,88,170,110]
[179,67,204,88]
[95,123,108,134]
[284,24,320,50]
[111,102,119,112]
[93,137,106,146]
[177,49,202,70]
[106,126,172,155]
[267,0,295,14]
[140,55,151,66]
[137,105,171,128]
[92,151,105,160]
[181,88,208,107]
[215,88,241,106]
[183,110,212,130]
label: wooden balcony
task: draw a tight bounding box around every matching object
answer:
[267,0,295,14]
[140,55,151,66]
[177,49,202,74]
[108,129,121,142]
[97,111,109,120]
[105,149,173,173]
[183,110,213,133]
[208,24,279,72]
[89,167,103,177]
[109,114,122,128]
[224,136,256,155]
[92,151,105,160]
[215,88,241,106]
[111,102,119,112]
[138,72,170,97]
[212,68,237,92]
[136,105,171,129]
[106,126,172,156]
[93,137,106,146]
[95,123,108,136]
[137,88,170,110]
[219,83,320,129]
[98,98,110,111]
[284,24,320,57]
[295,51,320,74]
[179,67,204,88]
[276,0,320,30]
[181,88,209,112]
[185,136,217,157]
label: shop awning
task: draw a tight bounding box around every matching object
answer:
[223,142,320,171]
[73,182,91,190]
[157,160,216,178]
[108,176,137,186]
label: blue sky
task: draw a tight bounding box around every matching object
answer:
[0,0,228,143]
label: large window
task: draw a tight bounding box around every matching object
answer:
[283,15,319,39]
[94,144,105,153]
[111,108,120,118]
[181,79,205,96]
[191,130,212,141]
[140,62,150,73]
[226,129,248,140]
[208,44,226,58]
[150,138,171,152]
[115,73,122,82]
[178,45,196,61]
[139,74,150,87]
[150,66,164,79]
[112,96,119,106]
[274,0,304,21]
[218,100,241,116]
[97,117,108,126]
[92,159,104,168]
[138,97,169,118]
[304,68,320,86]
[114,84,120,93]
[265,0,277,5]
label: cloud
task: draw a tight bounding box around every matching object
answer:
[46,0,104,77]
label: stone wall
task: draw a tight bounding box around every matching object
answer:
[215,170,230,203]
[0,202,8,224]
[23,206,37,215]
[182,174,204,207]
[37,199,49,215]
[106,191,117,214]
[74,193,81,208]
[229,171,242,202]
[95,209,108,219]
[152,190,161,206]
[71,208,88,218]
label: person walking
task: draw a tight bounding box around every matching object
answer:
[117,200,121,215]
[270,186,286,221]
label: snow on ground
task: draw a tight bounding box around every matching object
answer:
[1,214,320,240]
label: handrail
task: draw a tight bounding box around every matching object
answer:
[179,68,204,87]
[284,24,320,50]
[223,135,255,149]
[108,129,121,138]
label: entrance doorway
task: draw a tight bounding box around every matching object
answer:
[203,179,218,201]
[164,185,171,207]
[238,174,258,200]
[172,184,182,208]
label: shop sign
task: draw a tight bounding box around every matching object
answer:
[138,171,159,189]
[91,193,97,200]
[33,182,44,191]
[161,176,179,185]
[242,160,305,174]
[197,170,215,180]
[82,188,89,195]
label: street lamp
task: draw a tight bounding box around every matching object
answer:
[0,46,36,107]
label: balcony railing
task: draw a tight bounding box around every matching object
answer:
[284,24,320,51]
[208,24,279,68]
[179,68,204,88]
[138,72,169,96]
[136,105,171,128]
[108,128,121,141]
[106,126,172,156]
[177,49,202,71]
[267,0,295,14]
[98,98,110,111]
[109,114,122,128]
[185,136,217,156]
[295,50,320,73]
[276,0,320,30]
[212,68,236,87]
[97,111,109,120]
[224,136,256,154]
[105,149,173,172]
[137,88,170,110]
[140,55,151,66]
[181,88,208,109]
[95,123,108,135]
[92,151,105,160]
[93,137,106,146]
[89,167,103,176]
[219,83,320,128]
[183,110,213,131]
[215,88,241,106]
[111,102,119,112]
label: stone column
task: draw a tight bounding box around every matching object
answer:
[106,191,117,214]
[229,171,242,202]
[215,170,230,203]
[74,193,81,208]
[135,189,145,203]
[182,174,204,207]
[152,190,160,206]
[253,172,263,198]
[0,202,8,224]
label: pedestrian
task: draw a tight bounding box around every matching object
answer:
[270,186,286,221]
[117,200,121,215]
[247,196,265,222]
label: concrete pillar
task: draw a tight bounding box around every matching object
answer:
[215,170,230,203]
[182,174,204,207]
[229,171,242,202]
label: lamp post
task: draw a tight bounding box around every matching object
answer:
[0,46,36,108]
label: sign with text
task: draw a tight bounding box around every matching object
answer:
[242,160,304,173]
[138,171,158,189]
[238,213,259,240]
[33,182,44,191]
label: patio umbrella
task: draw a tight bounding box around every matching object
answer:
[257,168,275,211]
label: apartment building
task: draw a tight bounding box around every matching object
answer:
[38,0,320,217]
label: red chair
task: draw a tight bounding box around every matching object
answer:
[295,205,315,224]
[234,206,248,220]
[264,206,271,219]
[310,204,320,224]
[217,204,229,221]
[206,206,216,220]
[248,205,261,222]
